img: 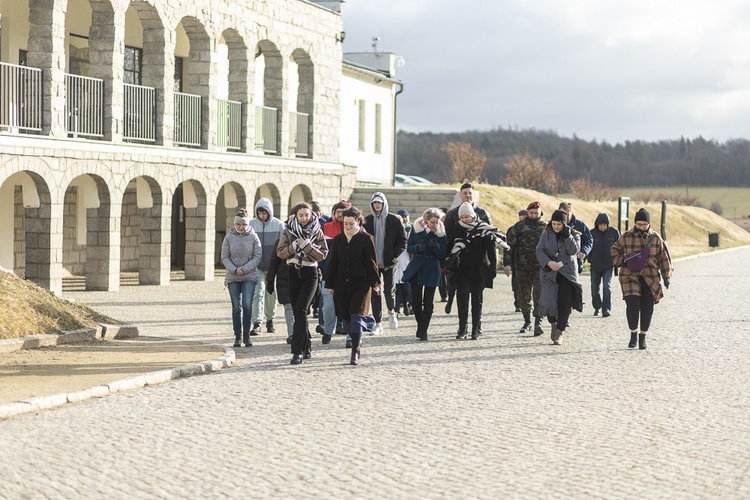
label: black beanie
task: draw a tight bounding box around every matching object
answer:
[635,208,650,223]
[551,210,568,224]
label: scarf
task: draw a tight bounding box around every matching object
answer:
[452,219,510,256]
[287,213,321,262]
[344,225,362,240]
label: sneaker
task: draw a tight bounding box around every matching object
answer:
[594,309,600,316]
[345,340,352,348]
[403,305,411,316]
[266,320,275,333]
[388,311,399,329]
[249,323,261,336]
[322,334,332,345]
[371,323,383,335]
[315,324,325,335]
[602,310,611,318]
[335,326,346,335]
[286,335,293,344]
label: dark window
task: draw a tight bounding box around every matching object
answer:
[174,56,184,92]
[68,33,90,76]
[124,46,142,85]
[19,50,28,66]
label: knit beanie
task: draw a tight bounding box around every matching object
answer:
[551,210,569,224]
[518,209,528,216]
[527,201,541,210]
[458,202,476,218]
[397,209,409,217]
[635,208,650,223]
[332,200,352,213]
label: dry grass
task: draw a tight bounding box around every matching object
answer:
[436,183,750,259]
[0,271,120,340]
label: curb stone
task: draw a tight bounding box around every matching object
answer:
[0,345,236,420]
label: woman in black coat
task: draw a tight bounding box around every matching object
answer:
[326,207,381,365]
[266,237,294,344]
[449,202,508,340]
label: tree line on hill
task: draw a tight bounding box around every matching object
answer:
[396,127,750,188]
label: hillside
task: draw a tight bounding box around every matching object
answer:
[0,270,119,340]
[453,184,750,259]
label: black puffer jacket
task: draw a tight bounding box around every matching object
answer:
[266,238,291,304]
[587,213,621,272]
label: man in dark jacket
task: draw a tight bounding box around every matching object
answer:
[364,192,407,334]
[588,213,620,317]
[503,201,547,335]
[558,202,593,274]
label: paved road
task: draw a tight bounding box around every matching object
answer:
[1,248,749,498]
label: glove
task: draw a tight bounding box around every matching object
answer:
[428,239,437,248]
[562,226,571,239]
[266,281,274,294]
[417,243,427,252]
[664,277,670,289]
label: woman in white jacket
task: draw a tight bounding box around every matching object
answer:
[221,209,262,348]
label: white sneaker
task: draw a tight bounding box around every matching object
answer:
[371,323,383,335]
[388,311,399,329]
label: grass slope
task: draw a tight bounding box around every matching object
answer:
[0,270,119,340]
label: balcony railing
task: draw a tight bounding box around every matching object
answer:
[65,73,104,138]
[254,105,278,154]
[123,83,156,143]
[174,92,201,147]
[0,62,43,133]
[217,99,242,151]
[289,111,310,158]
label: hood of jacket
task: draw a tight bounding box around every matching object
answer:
[255,197,274,220]
[370,191,389,218]
[594,213,610,228]
[413,217,446,237]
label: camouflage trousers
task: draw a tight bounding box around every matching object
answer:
[515,268,541,317]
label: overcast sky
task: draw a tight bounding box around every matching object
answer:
[342,1,750,144]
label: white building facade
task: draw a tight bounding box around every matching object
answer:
[0,0,400,294]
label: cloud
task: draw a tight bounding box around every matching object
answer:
[343,1,750,142]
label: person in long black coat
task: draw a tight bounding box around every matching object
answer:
[326,207,381,365]
[449,202,508,340]
[266,236,294,344]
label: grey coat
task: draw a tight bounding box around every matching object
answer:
[536,229,583,317]
[221,226,262,285]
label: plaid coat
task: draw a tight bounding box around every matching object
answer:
[611,228,672,302]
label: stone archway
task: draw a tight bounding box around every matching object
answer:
[170,179,212,280]
[215,182,247,266]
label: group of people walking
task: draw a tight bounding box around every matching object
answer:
[220,185,673,367]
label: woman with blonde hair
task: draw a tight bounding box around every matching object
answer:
[401,208,447,341]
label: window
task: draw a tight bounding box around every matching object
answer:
[19,50,28,66]
[124,46,143,86]
[174,56,184,92]
[68,33,90,76]
[374,103,382,154]
[357,99,366,151]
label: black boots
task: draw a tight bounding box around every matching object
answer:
[350,334,362,365]
[233,334,241,348]
[290,354,302,365]
[249,322,261,336]
[550,322,561,345]
[266,320,275,333]
[456,324,468,340]
[628,332,638,349]
[519,312,532,333]
[242,332,252,347]
[639,333,647,350]
[533,317,544,336]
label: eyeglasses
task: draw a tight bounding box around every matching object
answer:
[634,222,650,228]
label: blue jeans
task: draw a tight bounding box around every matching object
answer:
[320,280,337,336]
[228,280,256,335]
[590,268,612,313]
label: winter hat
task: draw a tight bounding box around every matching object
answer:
[518,209,528,217]
[397,209,409,217]
[551,210,569,224]
[332,200,352,213]
[234,215,250,225]
[527,201,541,210]
[635,208,650,223]
[458,202,476,218]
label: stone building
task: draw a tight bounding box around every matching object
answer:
[0,0,403,294]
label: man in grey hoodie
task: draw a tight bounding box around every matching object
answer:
[249,198,286,335]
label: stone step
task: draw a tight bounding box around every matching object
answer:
[347,187,459,218]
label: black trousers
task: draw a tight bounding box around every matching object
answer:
[456,275,484,332]
[625,277,655,332]
[289,266,318,355]
[371,267,396,323]
[410,279,436,336]
[547,273,574,333]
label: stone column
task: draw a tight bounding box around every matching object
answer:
[138,188,169,285]
[184,201,214,281]
[25,196,62,295]
[27,0,67,138]
[84,200,120,291]
[89,4,125,142]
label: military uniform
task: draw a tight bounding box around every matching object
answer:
[504,216,547,333]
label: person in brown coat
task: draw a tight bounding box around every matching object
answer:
[277,202,328,365]
[325,207,381,365]
[610,208,673,350]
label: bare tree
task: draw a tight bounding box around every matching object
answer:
[503,149,562,195]
[442,142,487,183]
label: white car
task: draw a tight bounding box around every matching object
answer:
[394,174,435,186]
